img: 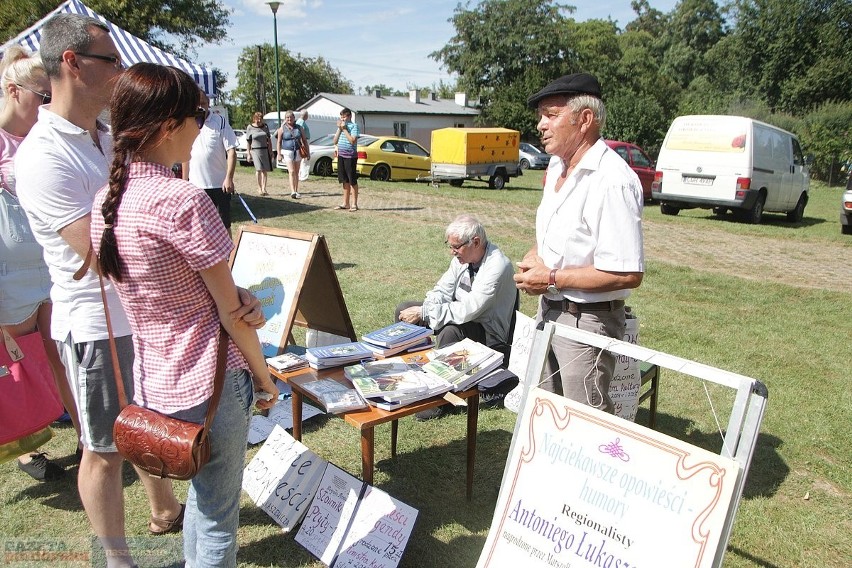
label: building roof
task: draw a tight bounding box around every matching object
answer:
[301,92,480,117]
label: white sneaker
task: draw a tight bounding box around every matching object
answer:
[291,192,301,199]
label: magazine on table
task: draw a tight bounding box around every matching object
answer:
[361,321,433,348]
[449,349,504,392]
[421,338,499,385]
[343,358,412,381]
[349,368,434,401]
[368,372,455,410]
[362,335,434,358]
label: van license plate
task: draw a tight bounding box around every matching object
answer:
[683,176,713,186]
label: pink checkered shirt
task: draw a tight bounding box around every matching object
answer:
[91,162,247,413]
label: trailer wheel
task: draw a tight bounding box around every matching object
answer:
[449,179,464,187]
[371,164,391,181]
[489,172,507,189]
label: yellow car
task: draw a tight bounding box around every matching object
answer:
[351,135,431,181]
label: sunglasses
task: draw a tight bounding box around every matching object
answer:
[193,107,208,129]
[74,52,124,69]
[16,84,51,104]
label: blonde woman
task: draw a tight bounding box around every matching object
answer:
[0,46,80,480]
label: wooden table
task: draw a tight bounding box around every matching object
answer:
[270,354,481,500]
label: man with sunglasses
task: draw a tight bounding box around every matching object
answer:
[14,13,263,565]
[396,214,516,359]
[182,91,238,236]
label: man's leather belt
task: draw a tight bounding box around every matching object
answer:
[542,297,625,314]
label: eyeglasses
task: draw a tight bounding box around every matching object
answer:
[192,107,208,129]
[15,84,51,104]
[75,52,124,69]
[446,239,470,251]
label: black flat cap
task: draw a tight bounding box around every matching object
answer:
[527,73,602,108]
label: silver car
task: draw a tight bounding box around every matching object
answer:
[519,142,551,170]
[841,172,852,235]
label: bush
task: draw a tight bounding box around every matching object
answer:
[797,101,852,184]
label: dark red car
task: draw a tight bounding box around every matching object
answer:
[605,140,655,201]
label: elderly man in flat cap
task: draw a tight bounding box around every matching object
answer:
[513,72,644,413]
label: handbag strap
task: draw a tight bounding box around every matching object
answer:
[96,268,228,435]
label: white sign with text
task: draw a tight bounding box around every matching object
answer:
[477,388,738,568]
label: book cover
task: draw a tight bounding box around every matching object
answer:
[361,321,432,348]
[349,369,430,400]
[266,352,309,372]
[343,358,412,381]
[421,338,495,383]
[320,389,369,414]
[363,335,434,358]
[306,341,374,361]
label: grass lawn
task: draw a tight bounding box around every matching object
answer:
[1,168,849,567]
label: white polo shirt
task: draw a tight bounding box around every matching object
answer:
[15,106,131,342]
[187,112,237,189]
[536,138,644,304]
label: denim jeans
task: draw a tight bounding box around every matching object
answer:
[176,369,253,567]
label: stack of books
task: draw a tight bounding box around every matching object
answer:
[360,322,434,358]
[344,358,454,411]
[421,338,504,392]
[304,341,374,370]
[266,352,309,373]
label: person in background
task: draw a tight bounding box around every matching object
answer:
[275,109,308,199]
[0,46,81,481]
[514,72,644,413]
[296,110,311,182]
[333,107,359,211]
[245,111,273,196]
[13,14,183,566]
[91,62,278,567]
[182,91,237,235]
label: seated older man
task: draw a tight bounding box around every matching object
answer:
[396,214,517,358]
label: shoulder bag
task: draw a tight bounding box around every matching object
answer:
[98,271,228,480]
[0,327,64,463]
[297,127,309,159]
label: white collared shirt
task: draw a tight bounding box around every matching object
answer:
[536,138,645,303]
[187,112,237,189]
[15,106,131,341]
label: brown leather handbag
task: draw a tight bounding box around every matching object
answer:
[98,271,228,480]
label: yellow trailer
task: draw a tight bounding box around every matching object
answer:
[427,127,522,189]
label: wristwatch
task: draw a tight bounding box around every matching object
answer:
[546,268,559,295]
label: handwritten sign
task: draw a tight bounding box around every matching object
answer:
[504,311,536,413]
[242,425,327,532]
[295,463,365,565]
[609,316,640,421]
[231,230,312,356]
[333,486,418,568]
[477,388,738,568]
[247,401,325,444]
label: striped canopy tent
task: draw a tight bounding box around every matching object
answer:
[0,0,215,95]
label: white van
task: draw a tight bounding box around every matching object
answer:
[651,115,809,223]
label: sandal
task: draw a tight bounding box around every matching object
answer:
[349,206,358,212]
[149,504,185,535]
[335,205,348,210]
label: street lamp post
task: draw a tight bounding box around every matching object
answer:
[267,2,282,132]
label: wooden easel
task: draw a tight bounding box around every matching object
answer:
[229,226,356,355]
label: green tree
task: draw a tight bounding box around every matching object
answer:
[0,0,230,55]
[431,0,576,136]
[727,0,852,114]
[229,43,352,130]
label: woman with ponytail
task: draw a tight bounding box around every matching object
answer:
[90,63,278,567]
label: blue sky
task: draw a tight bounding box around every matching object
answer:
[195,0,679,94]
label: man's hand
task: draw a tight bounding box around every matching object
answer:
[222,178,235,194]
[514,258,549,296]
[232,287,266,328]
[398,306,422,324]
